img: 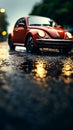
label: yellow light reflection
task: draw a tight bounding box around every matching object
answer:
[62,58,73,77]
[62,57,73,83]
[33,61,47,80]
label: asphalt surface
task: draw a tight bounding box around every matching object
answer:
[0,41,73,130]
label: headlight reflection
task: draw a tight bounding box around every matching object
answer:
[62,58,73,76]
[62,57,73,83]
[33,61,47,80]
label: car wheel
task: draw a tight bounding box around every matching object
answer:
[8,35,15,50]
[26,35,38,53]
[59,48,71,54]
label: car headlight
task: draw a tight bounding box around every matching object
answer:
[38,30,45,37]
[66,32,72,38]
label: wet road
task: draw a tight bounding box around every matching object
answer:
[0,41,73,130]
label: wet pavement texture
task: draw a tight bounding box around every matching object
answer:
[0,42,73,130]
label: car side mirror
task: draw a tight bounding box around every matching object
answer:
[19,23,26,28]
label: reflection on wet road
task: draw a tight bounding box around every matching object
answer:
[0,42,73,130]
[20,54,73,84]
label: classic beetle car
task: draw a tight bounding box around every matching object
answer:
[8,15,73,54]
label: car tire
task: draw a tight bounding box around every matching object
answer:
[26,35,38,53]
[8,35,15,50]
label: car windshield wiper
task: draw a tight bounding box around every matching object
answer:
[42,24,50,26]
[29,24,41,26]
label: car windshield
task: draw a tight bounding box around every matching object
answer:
[28,16,57,27]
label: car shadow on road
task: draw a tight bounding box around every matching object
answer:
[8,48,73,57]
[31,49,73,57]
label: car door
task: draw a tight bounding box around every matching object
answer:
[13,18,26,43]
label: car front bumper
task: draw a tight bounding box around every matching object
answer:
[36,39,73,48]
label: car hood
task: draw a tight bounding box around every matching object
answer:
[30,26,65,39]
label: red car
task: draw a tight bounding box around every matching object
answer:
[8,15,73,54]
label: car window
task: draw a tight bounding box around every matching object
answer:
[28,16,52,26]
[28,16,58,27]
[14,17,26,28]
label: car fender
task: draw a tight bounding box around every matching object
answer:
[27,28,40,38]
[24,29,40,46]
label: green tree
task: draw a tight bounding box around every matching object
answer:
[0,8,9,31]
[0,8,9,41]
[30,0,73,27]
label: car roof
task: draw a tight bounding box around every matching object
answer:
[24,15,52,20]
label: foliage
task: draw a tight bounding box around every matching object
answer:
[0,9,9,41]
[0,11,9,31]
[30,0,73,26]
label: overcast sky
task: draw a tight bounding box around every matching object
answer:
[0,0,42,32]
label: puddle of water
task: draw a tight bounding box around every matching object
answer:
[19,56,73,84]
[62,57,73,83]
